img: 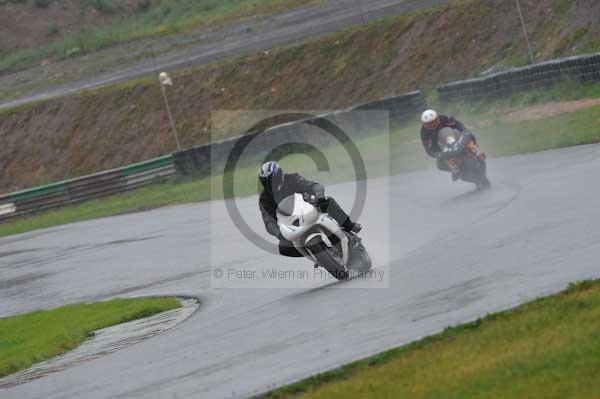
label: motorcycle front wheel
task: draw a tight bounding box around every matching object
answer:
[308,237,349,281]
[461,154,491,188]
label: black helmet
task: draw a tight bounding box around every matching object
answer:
[259,161,284,192]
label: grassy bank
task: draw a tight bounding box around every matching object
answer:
[1,95,599,237]
[0,297,181,378]
[258,279,600,398]
[0,0,314,73]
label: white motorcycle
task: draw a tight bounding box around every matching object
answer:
[276,193,372,280]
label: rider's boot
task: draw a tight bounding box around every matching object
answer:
[477,178,492,190]
[343,219,362,234]
[450,165,461,181]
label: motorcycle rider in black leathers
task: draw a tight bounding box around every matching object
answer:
[258,161,361,257]
[420,109,479,180]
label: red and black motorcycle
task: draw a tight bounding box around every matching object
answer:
[437,127,491,190]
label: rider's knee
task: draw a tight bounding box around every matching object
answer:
[324,197,336,207]
[279,240,303,257]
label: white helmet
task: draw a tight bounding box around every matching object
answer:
[421,109,440,129]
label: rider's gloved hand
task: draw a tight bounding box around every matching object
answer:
[302,192,317,205]
[316,196,328,211]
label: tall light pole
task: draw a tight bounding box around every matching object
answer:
[354,0,366,25]
[159,72,182,151]
[515,0,535,64]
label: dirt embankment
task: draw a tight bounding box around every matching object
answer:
[1,0,599,192]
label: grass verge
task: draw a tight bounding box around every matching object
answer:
[257,279,600,398]
[0,297,181,378]
[1,96,600,238]
[0,176,206,237]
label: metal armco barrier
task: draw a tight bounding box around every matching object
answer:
[351,90,425,126]
[173,144,211,179]
[174,90,426,177]
[438,52,600,103]
[0,155,175,220]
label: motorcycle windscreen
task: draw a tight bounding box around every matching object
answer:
[437,127,459,149]
[276,195,295,217]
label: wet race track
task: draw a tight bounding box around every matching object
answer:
[1,144,599,398]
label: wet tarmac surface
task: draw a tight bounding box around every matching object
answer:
[1,145,599,398]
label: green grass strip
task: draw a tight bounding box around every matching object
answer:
[0,297,181,378]
[0,176,205,237]
[258,279,600,399]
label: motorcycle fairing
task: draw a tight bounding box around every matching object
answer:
[277,193,350,264]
